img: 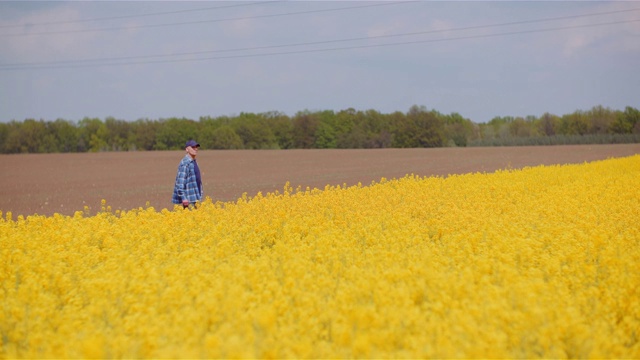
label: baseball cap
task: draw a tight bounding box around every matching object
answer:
[185,140,200,148]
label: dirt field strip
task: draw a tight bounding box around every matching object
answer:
[1,144,638,217]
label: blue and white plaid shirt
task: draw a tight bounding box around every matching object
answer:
[172,155,203,204]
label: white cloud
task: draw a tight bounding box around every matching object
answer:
[1,5,94,62]
[557,2,640,57]
[224,17,255,38]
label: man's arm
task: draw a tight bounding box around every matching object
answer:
[175,161,189,205]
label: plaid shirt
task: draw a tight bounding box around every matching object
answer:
[172,155,203,204]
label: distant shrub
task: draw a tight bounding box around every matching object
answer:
[469,133,640,147]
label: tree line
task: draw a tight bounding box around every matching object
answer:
[0,105,638,153]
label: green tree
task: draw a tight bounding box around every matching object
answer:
[77,117,106,152]
[358,109,393,148]
[104,117,131,151]
[586,105,616,134]
[0,122,8,152]
[263,112,294,149]
[559,111,589,135]
[49,119,79,152]
[197,117,220,150]
[40,134,58,153]
[509,117,534,138]
[21,119,49,153]
[314,121,337,149]
[154,118,198,150]
[2,121,22,153]
[334,109,358,148]
[537,113,559,136]
[292,111,319,149]
[392,105,444,148]
[609,106,640,134]
[132,119,159,150]
[210,125,243,149]
[338,125,367,148]
[443,112,475,147]
[233,113,278,149]
[488,116,514,139]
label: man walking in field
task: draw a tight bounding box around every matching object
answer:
[172,140,203,209]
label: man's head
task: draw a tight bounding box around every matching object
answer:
[185,140,200,149]
[185,140,200,158]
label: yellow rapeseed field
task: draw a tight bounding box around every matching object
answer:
[1,155,639,359]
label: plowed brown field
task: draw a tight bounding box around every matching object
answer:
[1,144,638,217]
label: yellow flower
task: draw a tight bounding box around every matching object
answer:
[1,155,639,358]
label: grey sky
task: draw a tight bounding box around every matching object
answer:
[1,1,638,123]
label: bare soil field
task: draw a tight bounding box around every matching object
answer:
[1,144,638,217]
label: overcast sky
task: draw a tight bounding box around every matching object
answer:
[0,1,638,123]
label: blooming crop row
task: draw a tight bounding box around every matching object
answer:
[1,155,639,358]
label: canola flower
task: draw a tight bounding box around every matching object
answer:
[1,155,639,359]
